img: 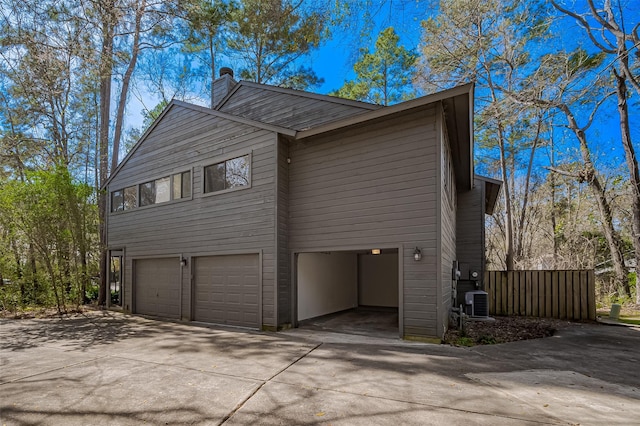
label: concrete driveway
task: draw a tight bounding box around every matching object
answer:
[1,312,639,425]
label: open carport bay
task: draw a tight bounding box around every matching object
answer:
[296,249,399,337]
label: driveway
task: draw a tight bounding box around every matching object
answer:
[1,311,638,425]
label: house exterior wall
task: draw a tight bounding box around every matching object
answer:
[456,180,485,280]
[288,105,441,339]
[276,137,291,327]
[106,104,279,328]
[437,105,457,336]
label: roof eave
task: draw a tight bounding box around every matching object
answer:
[296,83,474,140]
[476,175,502,215]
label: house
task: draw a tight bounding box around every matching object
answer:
[104,69,501,341]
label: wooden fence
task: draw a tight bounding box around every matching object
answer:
[484,270,596,321]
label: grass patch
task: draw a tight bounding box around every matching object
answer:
[619,315,640,325]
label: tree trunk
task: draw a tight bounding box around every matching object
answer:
[111,0,146,172]
[559,104,630,296]
[97,1,116,308]
[209,35,216,108]
[515,118,542,264]
[497,122,515,270]
[613,68,640,303]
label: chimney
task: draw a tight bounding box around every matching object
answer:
[211,68,237,108]
[219,67,234,78]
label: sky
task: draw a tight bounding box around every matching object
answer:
[125,0,639,176]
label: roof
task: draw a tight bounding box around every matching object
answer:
[106,81,477,191]
[216,81,380,131]
[476,175,502,215]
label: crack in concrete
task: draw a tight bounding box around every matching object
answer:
[218,342,323,425]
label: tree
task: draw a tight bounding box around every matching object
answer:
[182,0,235,107]
[331,27,417,105]
[416,0,552,270]
[551,0,640,302]
[228,0,330,89]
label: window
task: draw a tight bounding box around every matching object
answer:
[204,154,250,194]
[111,186,137,212]
[172,170,191,199]
[124,186,137,210]
[156,177,170,203]
[111,170,191,212]
[111,190,124,212]
[140,181,155,206]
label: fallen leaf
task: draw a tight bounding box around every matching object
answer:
[316,412,325,417]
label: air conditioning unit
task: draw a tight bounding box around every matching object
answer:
[465,290,489,317]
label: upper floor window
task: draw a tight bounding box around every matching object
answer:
[111,170,191,212]
[172,170,192,199]
[204,154,250,194]
[111,185,137,212]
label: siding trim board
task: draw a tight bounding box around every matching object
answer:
[435,104,444,338]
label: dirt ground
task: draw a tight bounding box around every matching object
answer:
[444,315,581,346]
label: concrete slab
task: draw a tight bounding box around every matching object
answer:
[271,343,561,423]
[1,356,260,425]
[467,369,639,426]
[108,325,318,381]
[0,345,101,384]
[227,381,542,425]
[2,313,640,425]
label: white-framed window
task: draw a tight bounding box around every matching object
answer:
[204,154,251,194]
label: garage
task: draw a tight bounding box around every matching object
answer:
[193,254,259,328]
[296,249,399,337]
[134,257,181,319]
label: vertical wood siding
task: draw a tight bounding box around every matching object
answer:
[107,105,278,327]
[485,270,596,321]
[288,106,440,338]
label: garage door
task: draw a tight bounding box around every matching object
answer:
[134,258,180,319]
[194,254,259,328]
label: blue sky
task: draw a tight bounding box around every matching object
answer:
[308,0,432,94]
[126,0,638,177]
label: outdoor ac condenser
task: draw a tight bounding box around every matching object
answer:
[464,290,489,317]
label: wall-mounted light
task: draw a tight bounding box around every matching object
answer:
[413,247,422,261]
[371,249,381,255]
[180,257,188,267]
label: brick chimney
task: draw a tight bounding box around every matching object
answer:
[211,68,237,108]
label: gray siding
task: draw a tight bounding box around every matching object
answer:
[107,104,278,328]
[288,106,440,338]
[456,180,485,281]
[218,84,377,131]
[438,106,457,337]
[276,137,291,327]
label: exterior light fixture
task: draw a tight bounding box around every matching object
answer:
[413,247,422,261]
[180,257,188,267]
[371,249,381,255]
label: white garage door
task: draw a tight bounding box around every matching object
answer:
[134,258,180,319]
[194,254,259,328]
